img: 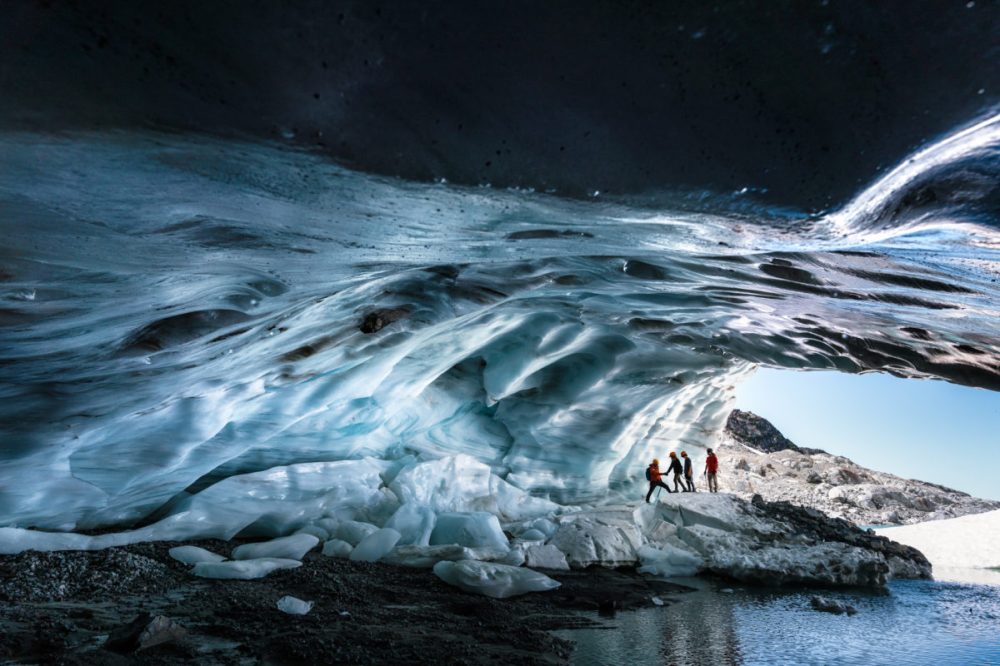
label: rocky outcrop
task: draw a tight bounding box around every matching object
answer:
[719,411,1000,526]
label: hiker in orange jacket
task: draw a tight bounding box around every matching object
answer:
[645,458,673,503]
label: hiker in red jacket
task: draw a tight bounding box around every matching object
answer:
[704,448,720,492]
[645,458,673,503]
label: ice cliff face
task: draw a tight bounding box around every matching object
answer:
[0,113,999,530]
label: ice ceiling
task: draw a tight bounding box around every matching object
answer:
[1,114,999,531]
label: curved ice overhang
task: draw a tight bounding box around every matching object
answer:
[0,129,997,530]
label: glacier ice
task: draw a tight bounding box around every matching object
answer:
[636,544,702,578]
[381,544,511,569]
[548,509,643,568]
[276,596,314,615]
[336,521,380,547]
[168,545,226,565]
[430,512,510,551]
[384,503,436,547]
[432,560,561,599]
[524,544,570,570]
[231,534,319,561]
[192,558,303,580]
[518,529,547,542]
[294,525,330,541]
[349,528,402,563]
[321,539,354,558]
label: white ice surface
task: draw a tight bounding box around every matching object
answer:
[349,528,402,562]
[381,544,511,568]
[432,560,561,598]
[231,534,319,561]
[168,545,226,565]
[636,543,702,578]
[524,544,570,570]
[430,512,510,551]
[276,595,314,615]
[384,503,436,546]
[192,557,303,580]
[876,509,1000,585]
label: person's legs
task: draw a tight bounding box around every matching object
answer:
[672,473,683,492]
[708,472,718,492]
[686,475,695,492]
[645,482,656,503]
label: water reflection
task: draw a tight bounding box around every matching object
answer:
[557,579,1000,666]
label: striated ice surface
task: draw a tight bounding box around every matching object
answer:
[432,560,561,599]
[276,595,314,615]
[430,512,510,551]
[349,528,402,562]
[231,534,319,561]
[192,557,302,580]
[0,116,998,533]
[168,545,226,565]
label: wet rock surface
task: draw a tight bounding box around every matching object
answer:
[0,540,689,664]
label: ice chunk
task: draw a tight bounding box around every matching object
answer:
[524,544,570,570]
[385,503,436,546]
[315,518,341,534]
[294,525,330,541]
[231,534,319,561]
[336,521,379,547]
[430,512,510,551]
[636,544,702,578]
[549,510,642,568]
[432,560,561,599]
[276,596,314,615]
[168,545,226,565]
[321,539,354,558]
[349,528,402,563]
[518,528,547,542]
[192,558,302,580]
[383,544,473,568]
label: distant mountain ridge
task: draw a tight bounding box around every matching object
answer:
[718,410,1000,526]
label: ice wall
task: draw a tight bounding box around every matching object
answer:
[0,124,998,531]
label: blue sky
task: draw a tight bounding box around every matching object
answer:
[734,368,1000,500]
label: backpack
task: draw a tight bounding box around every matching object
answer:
[645,466,651,481]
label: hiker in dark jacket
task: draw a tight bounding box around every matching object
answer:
[681,451,696,492]
[666,452,685,493]
[645,458,673,503]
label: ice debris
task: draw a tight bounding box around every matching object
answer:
[168,545,226,565]
[350,528,402,562]
[524,544,570,570]
[277,595,314,615]
[636,544,703,578]
[432,560,561,599]
[336,521,379,547]
[430,511,510,551]
[385,503,436,546]
[231,534,319,561]
[321,539,354,558]
[192,557,302,580]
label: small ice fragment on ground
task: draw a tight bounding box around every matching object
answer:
[349,528,402,562]
[231,534,319,561]
[432,560,561,599]
[430,512,509,550]
[276,595,314,615]
[192,558,302,580]
[339,611,350,617]
[336,521,379,547]
[651,596,665,606]
[524,544,570,570]
[720,588,735,593]
[168,545,226,565]
[321,539,354,558]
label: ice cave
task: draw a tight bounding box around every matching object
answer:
[1,2,999,664]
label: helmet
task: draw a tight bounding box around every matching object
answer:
[681,451,687,456]
[669,452,677,457]
[652,458,659,465]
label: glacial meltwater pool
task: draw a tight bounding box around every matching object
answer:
[556,578,1000,666]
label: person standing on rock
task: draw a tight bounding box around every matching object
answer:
[645,458,673,502]
[666,452,685,492]
[704,448,719,492]
[681,451,696,492]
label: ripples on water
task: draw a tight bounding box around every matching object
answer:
[559,580,1000,666]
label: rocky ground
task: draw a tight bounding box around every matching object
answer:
[0,539,689,665]
[717,410,1000,526]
